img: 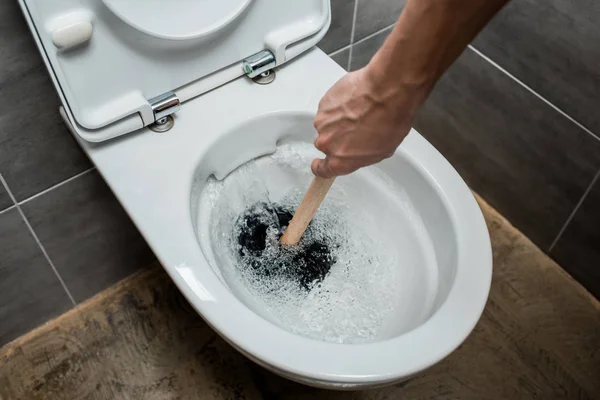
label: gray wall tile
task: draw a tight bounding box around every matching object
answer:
[21,171,156,303]
[414,48,600,250]
[0,1,43,86]
[330,48,350,70]
[0,2,92,202]
[319,0,356,54]
[550,174,600,299]
[0,184,12,212]
[349,26,393,70]
[474,0,600,138]
[0,208,72,346]
[353,0,404,42]
[0,66,92,201]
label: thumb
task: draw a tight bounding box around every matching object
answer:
[311,158,337,179]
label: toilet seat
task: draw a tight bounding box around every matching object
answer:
[19,0,331,141]
[63,50,491,388]
[102,0,253,40]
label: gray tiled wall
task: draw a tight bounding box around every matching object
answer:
[0,0,156,346]
[1,0,599,346]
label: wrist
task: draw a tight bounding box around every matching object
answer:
[363,57,432,116]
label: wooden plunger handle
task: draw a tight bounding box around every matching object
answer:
[280,176,335,246]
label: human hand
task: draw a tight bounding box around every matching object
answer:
[311,66,426,178]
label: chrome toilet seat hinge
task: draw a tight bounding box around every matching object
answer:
[148,91,179,132]
[243,50,276,79]
[149,91,180,123]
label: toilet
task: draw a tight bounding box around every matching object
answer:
[19,0,492,389]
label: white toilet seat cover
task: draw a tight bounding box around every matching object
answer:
[19,0,330,141]
[102,0,252,40]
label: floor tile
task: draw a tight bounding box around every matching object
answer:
[21,171,156,303]
[318,0,355,54]
[550,174,600,299]
[473,0,600,137]
[0,208,72,346]
[329,48,350,70]
[353,0,404,42]
[413,48,600,250]
[349,26,393,70]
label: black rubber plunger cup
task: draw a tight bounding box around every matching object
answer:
[235,199,336,291]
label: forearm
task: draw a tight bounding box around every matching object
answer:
[311,0,511,178]
[368,0,509,108]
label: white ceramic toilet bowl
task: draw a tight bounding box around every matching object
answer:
[70,49,492,389]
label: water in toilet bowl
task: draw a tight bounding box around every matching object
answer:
[196,142,439,344]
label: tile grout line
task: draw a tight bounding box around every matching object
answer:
[468,45,600,143]
[328,44,352,57]
[354,22,396,46]
[19,167,95,206]
[0,173,16,216]
[315,20,399,70]
[0,205,17,216]
[347,0,359,71]
[348,22,398,70]
[548,168,600,252]
[470,43,600,250]
[0,173,77,306]
[18,209,77,306]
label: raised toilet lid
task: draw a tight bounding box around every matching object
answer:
[102,0,253,40]
[19,0,331,141]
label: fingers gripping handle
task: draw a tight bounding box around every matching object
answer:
[280,176,335,246]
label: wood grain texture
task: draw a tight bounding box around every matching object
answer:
[1,196,599,400]
[280,177,335,246]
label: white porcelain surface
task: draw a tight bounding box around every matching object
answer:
[75,49,492,388]
[51,20,93,50]
[102,0,252,40]
[192,113,443,344]
[20,0,330,140]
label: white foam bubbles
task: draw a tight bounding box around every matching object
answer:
[197,142,438,344]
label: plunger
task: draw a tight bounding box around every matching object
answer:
[280,176,335,246]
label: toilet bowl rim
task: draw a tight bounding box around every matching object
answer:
[74,50,491,384]
[169,130,492,385]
